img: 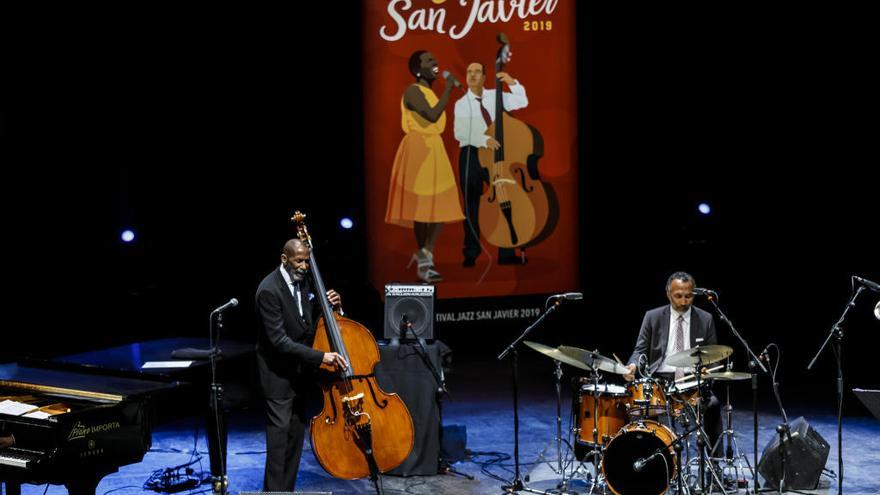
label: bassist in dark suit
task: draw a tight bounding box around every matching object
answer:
[255,238,347,491]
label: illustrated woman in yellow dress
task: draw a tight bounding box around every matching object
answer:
[385,50,464,282]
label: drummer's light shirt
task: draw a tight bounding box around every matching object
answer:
[659,306,691,373]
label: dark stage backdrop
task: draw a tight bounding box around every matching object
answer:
[2,4,877,412]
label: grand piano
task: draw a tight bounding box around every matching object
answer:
[0,338,254,495]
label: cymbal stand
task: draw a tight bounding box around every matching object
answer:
[688,362,728,494]
[664,397,691,495]
[585,363,606,495]
[549,359,579,494]
[709,378,754,493]
[700,291,767,493]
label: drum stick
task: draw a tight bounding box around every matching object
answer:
[675,364,724,383]
[612,353,624,365]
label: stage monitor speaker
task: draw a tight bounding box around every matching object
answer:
[757,416,830,490]
[384,284,435,340]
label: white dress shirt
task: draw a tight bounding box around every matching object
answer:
[453,83,528,148]
[279,265,303,316]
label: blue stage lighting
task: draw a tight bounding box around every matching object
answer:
[340,217,354,230]
[697,203,712,215]
[121,229,136,243]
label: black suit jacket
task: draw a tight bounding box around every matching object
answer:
[255,267,324,399]
[627,304,717,374]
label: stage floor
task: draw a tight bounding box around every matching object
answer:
[7,360,879,495]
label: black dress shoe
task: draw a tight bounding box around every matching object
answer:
[463,256,476,267]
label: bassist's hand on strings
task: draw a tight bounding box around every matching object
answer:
[323,352,348,371]
[326,289,342,312]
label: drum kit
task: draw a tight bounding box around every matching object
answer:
[524,341,755,495]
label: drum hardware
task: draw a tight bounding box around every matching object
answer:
[707,374,755,493]
[525,340,600,494]
[582,354,613,495]
[666,345,733,493]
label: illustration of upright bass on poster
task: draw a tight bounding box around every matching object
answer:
[363,0,579,301]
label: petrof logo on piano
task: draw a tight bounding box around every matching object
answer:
[67,420,121,441]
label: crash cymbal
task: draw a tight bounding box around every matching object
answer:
[524,341,592,371]
[666,344,733,368]
[704,370,751,381]
[558,346,630,375]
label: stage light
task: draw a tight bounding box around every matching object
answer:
[340,217,354,230]
[697,202,712,215]
[121,229,136,243]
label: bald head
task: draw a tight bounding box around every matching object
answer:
[282,238,306,257]
[281,238,310,281]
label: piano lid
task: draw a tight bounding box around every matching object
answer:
[45,337,254,377]
[0,363,177,402]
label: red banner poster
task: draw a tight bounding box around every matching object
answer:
[363,0,579,301]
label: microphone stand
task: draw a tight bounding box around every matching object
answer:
[806,284,866,495]
[208,310,228,494]
[759,348,809,495]
[702,292,766,493]
[497,298,563,494]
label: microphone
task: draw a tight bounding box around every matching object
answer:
[692,287,717,296]
[551,292,583,301]
[759,344,772,363]
[211,298,239,314]
[399,313,411,339]
[633,451,662,472]
[441,70,462,88]
[854,276,880,292]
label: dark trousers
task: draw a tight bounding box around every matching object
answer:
[264,396,307,491]
[458,145,513,260]
[703,392,723,457]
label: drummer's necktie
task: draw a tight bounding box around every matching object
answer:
[673,315,685,380]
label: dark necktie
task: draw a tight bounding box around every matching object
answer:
[474,96,493,128]
[293,281,303,317]
[673,315,685,380]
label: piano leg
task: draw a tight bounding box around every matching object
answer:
[65,477,97,495]
[2,481,22,495]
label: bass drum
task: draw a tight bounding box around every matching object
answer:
[601,420,677,495]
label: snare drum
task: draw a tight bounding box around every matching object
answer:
[574,383,629,458]
[602,420,678,495]
[625,377,668,418]
[667,380,702,417]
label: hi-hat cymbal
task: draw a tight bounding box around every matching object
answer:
[558,346,630,375]
[704,370,751,381]
[523,341,592,371]
[666,344,733,368]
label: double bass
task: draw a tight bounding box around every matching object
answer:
[478,33,558,250]
[291,211,414,484]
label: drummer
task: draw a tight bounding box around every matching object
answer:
[622,271,723,457]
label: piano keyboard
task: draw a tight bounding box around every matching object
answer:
[0,448,42,468]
